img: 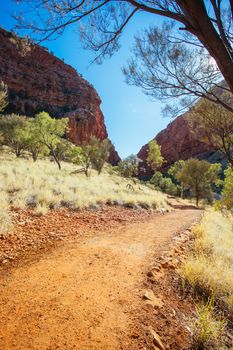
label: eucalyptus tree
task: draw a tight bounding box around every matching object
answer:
[190,99,233,167]
[33,112,69,169]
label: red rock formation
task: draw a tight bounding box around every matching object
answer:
[0,28,120,164]
[137,113,214,176]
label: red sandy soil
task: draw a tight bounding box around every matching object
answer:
[0,203,202,350]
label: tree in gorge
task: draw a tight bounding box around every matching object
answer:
[189,99,233,168]
[147,140,164,172]
[15,1,233,114]
[33,112,69,170]
[176,159,220,207]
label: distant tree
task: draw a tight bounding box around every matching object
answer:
[80,144,95,177]
[168,160,185,181]
[69,144,92,177]
[150,171,178,195]
[190,100,233,168]
[0,114,29,157]
[177,159,220,206]
[149,171,163,189]
[168,160,185,197]
[89,137,111,174]
[217,167,233,210]
[54,138,74,162]
[147,140,164,172]
[118,155,140,178]
[33,112,69,169]
[0,82,8,113]
[25,119,49,161]
[160,177,179,196]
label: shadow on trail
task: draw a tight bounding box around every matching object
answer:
[170,204,200,210]
[166,197,200,210]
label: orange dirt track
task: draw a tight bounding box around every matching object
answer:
[0,205,202,350]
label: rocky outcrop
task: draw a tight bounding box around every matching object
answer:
[137,113,216,176]
[0,27,120,164]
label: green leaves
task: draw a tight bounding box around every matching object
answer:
[218,167,233,210]
[176,159,220,206]
[117,155,140,178]
[0,114,29,157]
[190,98,233,167]
[33,111,69,150]
[89,137,110,174]
[68,137,110,177]
[147,140,164,172]
[0,112,68,168]
[33,112,69,169]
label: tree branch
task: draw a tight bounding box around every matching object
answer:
[126,0,190,28]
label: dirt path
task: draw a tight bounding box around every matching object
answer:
[0,208,201,350]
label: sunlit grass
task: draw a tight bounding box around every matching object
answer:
[0,191,12,236]
[0,153,168,223]
[192,298,225,349]
[181,210,233,312]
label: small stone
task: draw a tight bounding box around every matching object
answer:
[143,290,164,308]
[148,327,165,350]
[143,290,154,301]
[131,333,139,339]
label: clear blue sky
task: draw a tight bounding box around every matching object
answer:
[0,1,170,158]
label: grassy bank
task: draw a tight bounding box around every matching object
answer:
[181,210,233,348]
[182,210,233,311]
[0,153,168,234]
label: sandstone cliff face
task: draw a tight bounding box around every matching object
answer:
[137,113,215,176]
[0,28,120,164]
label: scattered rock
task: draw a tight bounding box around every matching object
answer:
[143,290,155,300]
[143,290,164,308]
[148,326,165,350]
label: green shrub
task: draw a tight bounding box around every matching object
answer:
[216,167,233,210]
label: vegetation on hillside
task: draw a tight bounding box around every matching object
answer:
[0,152,168,235]
[148,159,223,206]
[216,167,233,211]
[147,140,164,172]
[190,99,233,167]
[69,137,111,177]
[117,155,140,178]
[175,159,221,207]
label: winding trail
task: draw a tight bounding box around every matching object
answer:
[0,207,201,350]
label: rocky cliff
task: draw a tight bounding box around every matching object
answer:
[137,113,218,176]
[0,28,120,164]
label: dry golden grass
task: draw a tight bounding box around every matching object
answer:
[0,153,168,226]
[182,209,233,312]
[0,191,12,236]
[192,298,225,349]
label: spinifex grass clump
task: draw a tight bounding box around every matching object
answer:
[0,153,168,217]
[182,210,233,312]
[192,298,225,349]
[0,192,12,236]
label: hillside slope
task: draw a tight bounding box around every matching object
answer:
[137,112,223,176]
